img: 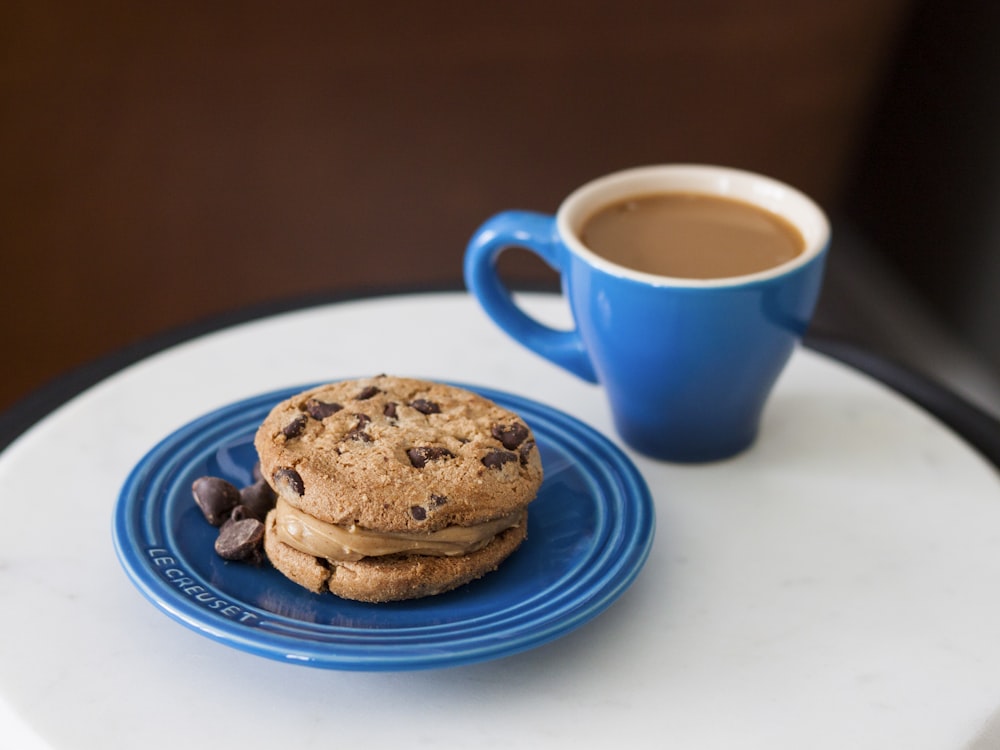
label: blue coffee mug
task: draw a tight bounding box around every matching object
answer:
[464,165,830,462]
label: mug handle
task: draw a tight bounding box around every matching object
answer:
[464,210,598,383]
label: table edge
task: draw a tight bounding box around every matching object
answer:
[2,285,998,469]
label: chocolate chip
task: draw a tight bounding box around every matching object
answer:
[482,449,518,469]
[519,439,536,466]
[214,517,265,562]
[240,479,277,519]
[406,446,454,468]
[228,504,254,523]
[192,476,240,526]
[383,401,398,419]
[273,468,305,496]
[409,495,447,521]
[491,422,529,450]
[356,385,380,400]
[305,398,342,419]
[346,413,373,441]
[282,415,307,439]
[409,398,440,415]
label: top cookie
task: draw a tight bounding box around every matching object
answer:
[254,376,543,533]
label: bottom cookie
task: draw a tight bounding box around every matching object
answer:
[263,510,528,603]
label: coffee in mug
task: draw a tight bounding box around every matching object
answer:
[580,192,806,280]
[464,165,830,462]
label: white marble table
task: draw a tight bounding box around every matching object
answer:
[2,292,999,749]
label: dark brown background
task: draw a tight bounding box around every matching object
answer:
[5,0,996,415]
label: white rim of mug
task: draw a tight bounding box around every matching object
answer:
[556,164,831,288]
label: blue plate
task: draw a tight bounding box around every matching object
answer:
[113,384,655,671]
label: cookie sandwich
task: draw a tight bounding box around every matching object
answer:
[255,375,543,602]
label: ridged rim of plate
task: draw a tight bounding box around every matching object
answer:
[112,383,655,671]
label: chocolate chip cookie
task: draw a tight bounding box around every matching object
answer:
[254,375,543,602]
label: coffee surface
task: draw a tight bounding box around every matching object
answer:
[580,192,805,279]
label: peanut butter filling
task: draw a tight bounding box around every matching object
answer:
[273,498,526,562]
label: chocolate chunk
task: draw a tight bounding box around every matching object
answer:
[409,399,441,415]
[192,476,240,526]
[273,468,305,496]
[240,479,277,519]
[306,398,342,420]
[282,415,307,439]
[410,495,446,521]
[482,449,518,469]
[356,385,380,400]
[346,413,373,442]
[227,504,254,523]
[519,439,536,466]
[383,401,398,419]
[406,446,454,468]
[491,422,529,450]
[214,517,265,562]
